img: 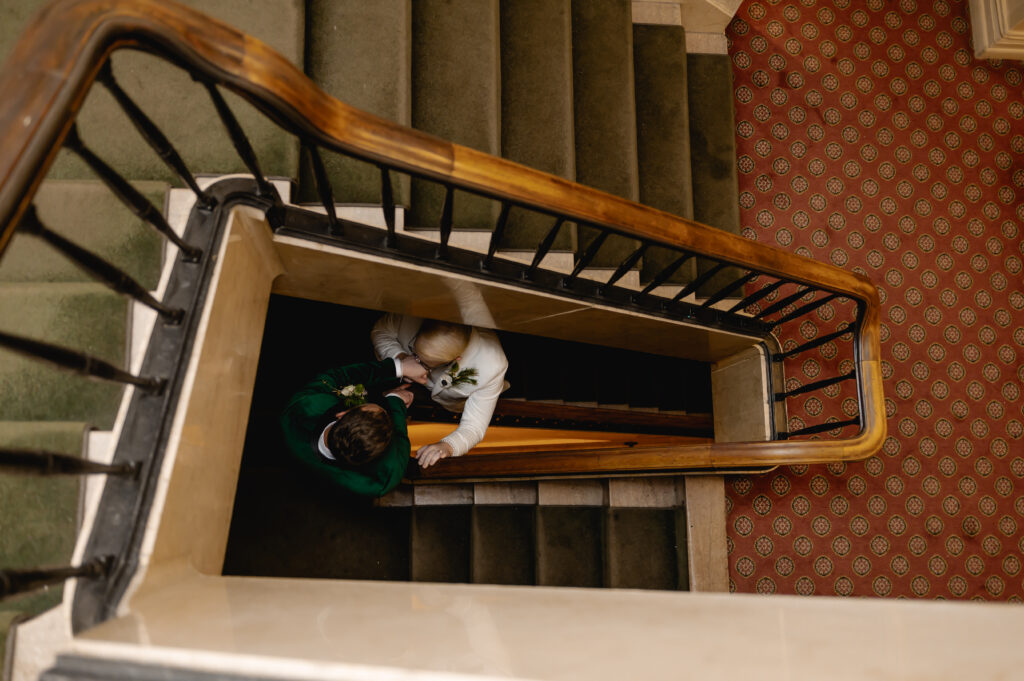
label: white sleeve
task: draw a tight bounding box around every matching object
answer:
[440,370,505,457]
[371,313,407,360]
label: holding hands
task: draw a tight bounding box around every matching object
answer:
[399,355,429,385]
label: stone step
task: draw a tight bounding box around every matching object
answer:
[570,0,640,268]
[605,507,684,589]
[47,0,304,184]
[0,283,128,428]
[409,0,500,230]
[410,505,471,583]
[499,0,576,250]
[536,505,605,587]
[301,0,412,205]
[470,505,536,585]
[0,180,166,289]
[634,23,697,285]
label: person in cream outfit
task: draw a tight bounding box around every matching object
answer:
[371,313,508,468]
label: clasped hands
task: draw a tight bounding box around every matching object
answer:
[397,354,454,469]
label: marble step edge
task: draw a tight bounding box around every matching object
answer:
[293,203,750,311]
[376,476,685,508]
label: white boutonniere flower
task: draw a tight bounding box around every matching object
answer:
[323,380,368,408]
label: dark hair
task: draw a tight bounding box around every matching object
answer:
[326,407,393,467]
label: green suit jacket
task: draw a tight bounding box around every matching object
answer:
[280,359,409,497]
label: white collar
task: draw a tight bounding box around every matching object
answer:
[318,420,336,460]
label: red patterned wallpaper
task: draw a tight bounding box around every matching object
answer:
[725,0,1024,599]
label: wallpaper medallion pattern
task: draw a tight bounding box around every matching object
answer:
[725,0,1024,599]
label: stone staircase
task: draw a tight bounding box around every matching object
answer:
[0,0,741,660]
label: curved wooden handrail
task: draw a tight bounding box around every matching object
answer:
[0,0,885,464]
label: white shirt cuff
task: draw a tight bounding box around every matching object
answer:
[392,356,403,379]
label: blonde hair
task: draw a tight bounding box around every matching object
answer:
[415,320,471,366]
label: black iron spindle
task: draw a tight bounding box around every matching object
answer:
[755,286,812,319]
[635,251,694,298]
[19,207,184,323]
[203,83,275,198]
[771,293,839,327]
[601,243,647,293]
[524,217,565,280]
[773,323,855,361]
[63,125,202,261]
[563,230,609,286]
[775,370,856,400]
[380,166,397,247]
[1,555,112,600]
[97,63,215,210]
[0,448,137,477]
[702,271,758,308]
[438,185,454,259]
[306,144,339,235]
[728,279,786,313]
[671,262,728,302]
[483,202,511,269]
[783,417,860,438]
[0,331,165,393]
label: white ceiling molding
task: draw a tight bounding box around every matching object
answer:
[969,0,1024,59]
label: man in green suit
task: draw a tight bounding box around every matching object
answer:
[280,357,427,497]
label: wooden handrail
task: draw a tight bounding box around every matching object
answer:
[0,0,885,466]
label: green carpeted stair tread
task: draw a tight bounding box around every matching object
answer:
[605,508,680,589]
[409,0,500,230]
[410,505,471,583]
[499,0,575,249]
[0,420,88,639]
[570,0,640,267]
[47,0,304,185]
[686,53,742,294]
[536,505,604,587]
[471,505,536,585]
[0,180,166,288]
[634,24,696,284]
[0,283,127,428]
[301,0,411,205]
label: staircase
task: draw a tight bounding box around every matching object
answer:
[0,0,742,659]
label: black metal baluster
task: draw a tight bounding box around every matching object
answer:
[601,243,648,293]
[563,230,609,286]
[524,217,565,280]
[380,166,397,247]
[671,262,728,302]
[755,286,812,319]
[63,125,202,261]
[483,202,511,269]
[97,63,214,210]
[0,449,137,476]
[783,417,860,438]
[635,251,694,298]
[775,370,856,400]
[771,292,839,327]
[203,83,275,198]
[702,271,758,308]
[19,207,184,323]
[306,144,339,235]
[1,555,112,600]
[773,323,855,361]
[0,331,165,393]
[438,185,454,259]
[728,279,786,313]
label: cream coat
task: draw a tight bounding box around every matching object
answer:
[371,313,508,457]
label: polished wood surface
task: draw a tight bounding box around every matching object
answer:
[0,0,885,469]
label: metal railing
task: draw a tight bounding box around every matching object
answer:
[0,0,884,626]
